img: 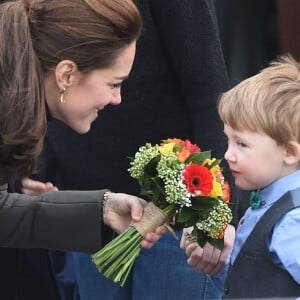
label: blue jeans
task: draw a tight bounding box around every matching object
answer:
[48,251,80,300]
[72,252,132,300]
[132,231,221,300]
[73,231,221,300]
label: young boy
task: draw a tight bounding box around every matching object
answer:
[181,55,300,298]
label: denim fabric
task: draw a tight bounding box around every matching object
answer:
[72,252,132,300]
[72,232,221,300]
[48,251,80,300]
[132,231,221,300]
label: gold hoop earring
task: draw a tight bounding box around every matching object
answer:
[59,87,66,103]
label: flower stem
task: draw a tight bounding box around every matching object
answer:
[92,226,142,286]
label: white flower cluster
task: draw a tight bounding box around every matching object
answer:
[128,143,159,178]
[195,199,232,239]
[156,153,190,206]
[177,167,192,207]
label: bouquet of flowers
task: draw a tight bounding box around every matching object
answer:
[92,138,232,286]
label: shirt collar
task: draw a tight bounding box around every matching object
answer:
[260,170,300,207]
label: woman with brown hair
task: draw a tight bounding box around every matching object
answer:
[0,0,164,266]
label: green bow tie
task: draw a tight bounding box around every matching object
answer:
[250,190,265,209]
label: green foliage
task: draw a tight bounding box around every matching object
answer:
[186,151,211,164]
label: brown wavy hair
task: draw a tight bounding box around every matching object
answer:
[0,0,142,185]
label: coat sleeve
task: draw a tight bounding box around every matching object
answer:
[0,184,106,253]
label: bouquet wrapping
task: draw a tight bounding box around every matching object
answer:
[92,138,232,286]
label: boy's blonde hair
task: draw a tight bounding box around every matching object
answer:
[218,55,300,146]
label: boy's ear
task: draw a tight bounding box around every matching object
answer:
[54,60,79,90]
[283,141,300,165]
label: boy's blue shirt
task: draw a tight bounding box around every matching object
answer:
[214,169,300,293]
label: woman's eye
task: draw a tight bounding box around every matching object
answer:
[110,82,122,89]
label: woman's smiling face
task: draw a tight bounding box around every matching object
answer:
[46,41,136,134]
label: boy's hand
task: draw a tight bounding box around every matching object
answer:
[180,224,235,276]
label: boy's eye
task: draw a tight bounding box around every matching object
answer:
[237,141,246,147]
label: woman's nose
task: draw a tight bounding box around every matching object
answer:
[111,90,122,105]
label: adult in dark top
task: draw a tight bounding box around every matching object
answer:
[0,0,167,299]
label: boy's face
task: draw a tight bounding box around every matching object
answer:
[223,125,287,190]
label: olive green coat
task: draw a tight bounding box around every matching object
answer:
[0,184,106,253]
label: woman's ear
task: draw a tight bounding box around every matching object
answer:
[55,60,78,90]
[283,141,300,165]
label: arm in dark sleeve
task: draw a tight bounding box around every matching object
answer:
[149,0,230,157]
[0,184,107,253]
[32,135,60,184]
[8,135,60,192]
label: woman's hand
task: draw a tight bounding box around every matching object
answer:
[180,224,235,276]
[103,192,168,249]
[21,177,58,196]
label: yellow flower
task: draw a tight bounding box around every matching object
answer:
[204,158,221,173]
[160,142,176,156]
[209,175,223,198]
[204,159,224,198]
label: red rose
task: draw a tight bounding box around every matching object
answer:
[182,163,213,196]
